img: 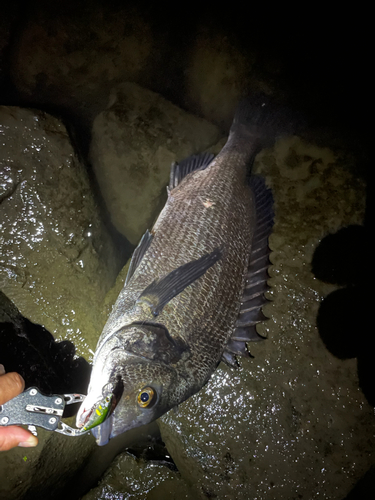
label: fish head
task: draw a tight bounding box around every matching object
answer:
[76,322,189,445]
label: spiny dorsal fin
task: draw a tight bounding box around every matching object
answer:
[222,175,273,366]
[125,230,153,286]
[169,152,215,190]
[137,247,222,317]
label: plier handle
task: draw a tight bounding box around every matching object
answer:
[0,387,89,437]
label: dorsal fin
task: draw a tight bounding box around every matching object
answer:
[169,152,215,190]
[125,230,153,286]
[221,175,273,367]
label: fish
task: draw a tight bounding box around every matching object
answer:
[76,95,289,445]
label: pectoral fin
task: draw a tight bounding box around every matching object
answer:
[137,247,222,316]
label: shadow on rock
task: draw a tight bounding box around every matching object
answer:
[312,224,373,406]
[0,290,91,416]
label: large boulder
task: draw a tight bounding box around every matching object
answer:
[89,82,222,244]
[81,452,194,500]
[0,292,95,500]
[9,4,153,117]
[0,290,90,397]
[0,423,94,500]
[0,106,119,359]
[0,106,120,500]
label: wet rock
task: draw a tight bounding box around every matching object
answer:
[0,294,94,499]
[0,290,91,398]
[0,106,119,358]
[184,30,258,127]
[63,421,163,500]
[158,136,371,499]
[81,452,193,500]
[90,82,222,244]
[0,422,95,500]
[0,106,120,500]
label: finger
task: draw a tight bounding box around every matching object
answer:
[0,373,25,405]
[0,364,5,375]
[0,426,38,451]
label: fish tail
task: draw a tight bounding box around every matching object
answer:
[229,93,302,150]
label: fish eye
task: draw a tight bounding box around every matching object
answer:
[137,387,156,408]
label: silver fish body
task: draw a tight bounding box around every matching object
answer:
[77,97,281,445]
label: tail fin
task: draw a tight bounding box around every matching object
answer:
[230,93,303,149]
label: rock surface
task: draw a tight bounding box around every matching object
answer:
[81,452,194,500]
[0,420,95,500]
[9,4,153,117]
[0,106,119,359]
[0,290,90,397]
[0,106,123,500]
[90,82,222,244]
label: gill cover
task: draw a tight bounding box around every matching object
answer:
[115,322,189,365]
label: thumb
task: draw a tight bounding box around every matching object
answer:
[0,426,38,451]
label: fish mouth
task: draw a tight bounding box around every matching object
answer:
[76,376,124,444]
[76,399,114,445]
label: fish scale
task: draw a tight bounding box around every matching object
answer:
[101,145,254,357]
[101,149,252,383]
[135,158,250,344]
[77,95,286,445]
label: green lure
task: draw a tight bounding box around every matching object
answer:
[82,394,113,431]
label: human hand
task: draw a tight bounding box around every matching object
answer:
[0,364,38,451]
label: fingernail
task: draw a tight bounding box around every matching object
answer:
[18,436,38,448]
[0,364,5,375]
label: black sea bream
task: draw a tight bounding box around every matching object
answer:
[77,95,286,445]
